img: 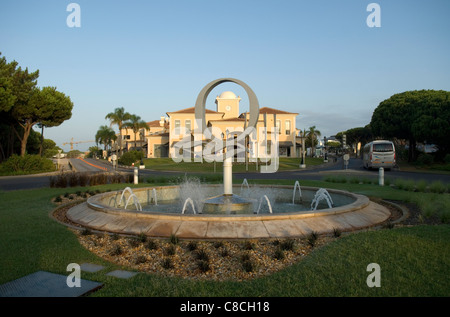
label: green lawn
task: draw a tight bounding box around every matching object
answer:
[143,157,324,173]
[397,161,450,174]
[0,179,449,297]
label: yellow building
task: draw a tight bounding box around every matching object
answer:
[120,91,299,159]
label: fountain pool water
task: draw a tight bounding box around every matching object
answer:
[88,180,361,216]
[116,187,142,211]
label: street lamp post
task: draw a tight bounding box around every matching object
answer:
[324,136,328,162]
[299,130,306,168]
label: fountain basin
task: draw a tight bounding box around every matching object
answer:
[65,183,393,239]
[85,184,369,221]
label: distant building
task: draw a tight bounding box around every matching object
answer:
[119,91,300,159]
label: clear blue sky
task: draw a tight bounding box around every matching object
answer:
[1,0,449,152]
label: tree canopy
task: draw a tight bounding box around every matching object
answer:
[0,53,73,157]
[123,114,149,150]
[370,90,450,161]
[105,107,131,156]
[305,126,321,157]
[95,125,117,152]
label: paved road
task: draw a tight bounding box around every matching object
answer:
[0,156,449,191]
[233,157,450,184]
[69,158,113,172]
[0,174,52,191]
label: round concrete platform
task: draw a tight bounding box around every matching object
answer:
[65,200,392,239]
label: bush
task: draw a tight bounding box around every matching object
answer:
[273,248,285,260]
[119,151,144,166]
[429,181,446,194]
[416,180,428,193]
[109,244,122,256]
[0,154,55,175]
[444,154,450,164]
[197,260,210,272]
[416,153,434,166]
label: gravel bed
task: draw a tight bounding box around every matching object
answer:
[76,232,331,281]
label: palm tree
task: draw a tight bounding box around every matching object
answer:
[124,114,149,151]
[95,125,117,153]
[105,107,131,156]
[306,125,321,157]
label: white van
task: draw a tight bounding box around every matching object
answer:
[363,140,396,170]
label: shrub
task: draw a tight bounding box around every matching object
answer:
[403,179,416,192]
[186,241,198,251]
[90,173,107,186]
[307,231,318,247]
[394,178,406,190]
[78,173,89,186]
[119,151,144,166]
[81,228,92,236]
[68,173,79,187]
[280,239,296,251]
[444,154,450,164]
[273,248,285,260]
[165,244,176,256]
[333,227,342,238]
[137,232,147,243]
[429,181,446,194]
[240,252,251,263]
[145,240,158,250]
[49,173,67,188]
[169,234,179,245]
[416,153,434,166]
[219,247,230,257]
[128,237,141,248]
[133,255,147,264]
[109,244,122,256]
[0,154,55,175]
[240,253,255,273]
[197,260,210,272]
[161,258,174,269]
[416,180,428,193]
[194,249,209,262]
[242,260,254,272]
[243,240,255,250]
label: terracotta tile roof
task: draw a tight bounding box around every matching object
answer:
[167,107,222,114]
[147,119,169,129]
[147,120,162,127]
[258,107,298,115]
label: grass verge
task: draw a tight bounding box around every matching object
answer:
[0,180,449,297]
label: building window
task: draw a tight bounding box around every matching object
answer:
[185,120,191,134]
[285,120,291,135]
[174,120,181,135]
[276,120,281,134]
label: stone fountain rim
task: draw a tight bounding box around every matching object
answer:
[86,184,370,222]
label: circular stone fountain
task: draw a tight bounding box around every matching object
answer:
[65,182,392,239]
